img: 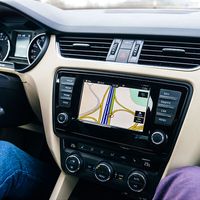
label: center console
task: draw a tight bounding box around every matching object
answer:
[53,69,192,199]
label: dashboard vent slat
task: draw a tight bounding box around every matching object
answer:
[57,35,113,61]
[139,38,200,68]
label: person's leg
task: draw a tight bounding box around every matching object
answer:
[0,140,58,200]
[153,166,200,200]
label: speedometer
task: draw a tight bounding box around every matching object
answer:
[0,32,10,61]
[27,33,47,64]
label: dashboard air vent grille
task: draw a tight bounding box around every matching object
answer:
[57,35,113,61]
[139,38,200,68]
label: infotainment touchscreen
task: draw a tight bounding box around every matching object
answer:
[78,80,150,132]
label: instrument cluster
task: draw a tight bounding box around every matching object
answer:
[0,30,48,72]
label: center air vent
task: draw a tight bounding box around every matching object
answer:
[57,35,113,61]
[139,38,200,68]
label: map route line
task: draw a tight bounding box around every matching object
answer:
[107,88,116,125]
[113,90,135,115]
[129,123,143,131]
[110,108,135,116]
[79,116,98,122]
[79,83,100,116]
[101,86,114,125]
[97,86,110,123]
[79,85,110,122]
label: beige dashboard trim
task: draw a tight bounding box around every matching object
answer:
[50,172,78,200]
[1,35,200,197]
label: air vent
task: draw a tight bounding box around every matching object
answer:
[139,38,200,68]
[57,35,113,61]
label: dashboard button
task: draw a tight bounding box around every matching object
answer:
[118,154,129,162]
[115,173,125,181]
[151,131,166,145]
[65,154,82,173]
[60,100,71,107]
[111,42,119,55]
[128,40,144,63]
[60,77,76,86]
[159,95,178,101]
[69,143,77,149]
[127,171,147,192]
[60,96,72,101]
[57,113,69,124]
[116,49,131,63]
[155,111,172,118]
[106,39,122,61]
[132,44,140,57]
[61,92,72,98]
[60,85,73,93]
[86,164,94,171]
[155,116,173,126]
[60,92,72,101]
[156,107,175,115]
[157,103,176,110]
[77,143,90,152]
[95,162,113,182]
[61,85,73,91]
[121,40,134,49]
[109,151,116,158]
[158,99,178,107]
[159,89,182,100]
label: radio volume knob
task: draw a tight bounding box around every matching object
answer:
[94,162,113,182]
[65,154,82,173]
[151,131,166,146]
[57,112,69,124]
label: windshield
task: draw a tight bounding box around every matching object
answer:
[39,0,200,9]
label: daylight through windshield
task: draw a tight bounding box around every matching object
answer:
[39,0,200,9]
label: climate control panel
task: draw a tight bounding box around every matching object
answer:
[60,138,162,199]
[62,148,150,195]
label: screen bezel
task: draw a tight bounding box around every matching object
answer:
[54,69,191,151]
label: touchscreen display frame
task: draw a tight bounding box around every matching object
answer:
[54,69,191,150]
[78,80,151,133]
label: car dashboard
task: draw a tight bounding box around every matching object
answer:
[0,1,200,200]
[0,7,48,71]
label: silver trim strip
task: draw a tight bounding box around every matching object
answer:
[27,33,46,65]
[1,32,10,62]
[151,131,165,145]
[65,155,81,173]
[94,162,112,182]
[127,171,146,193]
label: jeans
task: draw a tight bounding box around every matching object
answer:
[0,140,58,200]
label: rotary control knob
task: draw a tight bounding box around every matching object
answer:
[65,154,82,173]
[57,112,69,124]
[94,162,113,182]
[151,131,167,146]
[127,171,147,192]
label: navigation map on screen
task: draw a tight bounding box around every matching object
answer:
[78,81,150,132]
